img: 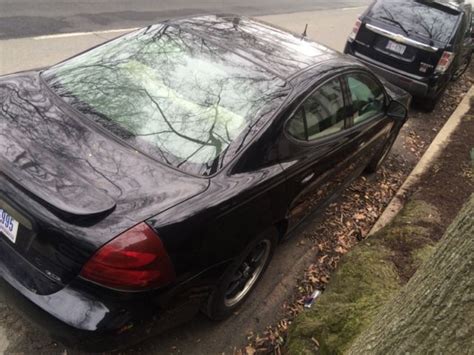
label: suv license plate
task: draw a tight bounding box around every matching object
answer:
[0,208,19,243]
[386,40,406,55]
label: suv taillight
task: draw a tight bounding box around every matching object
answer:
[348,19,362,40]
[435,51,455,74]
[80,222,175,291]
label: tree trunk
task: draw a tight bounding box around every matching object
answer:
[348,194,474,355]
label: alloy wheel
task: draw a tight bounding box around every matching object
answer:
[224,239,271,307]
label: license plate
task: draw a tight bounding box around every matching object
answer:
[386,40,406,55]
[0,208,19,243]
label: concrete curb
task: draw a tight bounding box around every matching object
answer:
[369,85,474,235]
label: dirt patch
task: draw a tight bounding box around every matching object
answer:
[412,98,474,229]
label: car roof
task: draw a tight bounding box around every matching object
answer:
[167,14,344,80]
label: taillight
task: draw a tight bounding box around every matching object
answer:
[348,19,362,40]
[435,51,455,74]
[80,222,175,291]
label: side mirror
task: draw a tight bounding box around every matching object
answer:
[387,100,408,121]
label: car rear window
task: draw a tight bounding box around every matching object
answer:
[368,0,460,44]
[42,25,285,176]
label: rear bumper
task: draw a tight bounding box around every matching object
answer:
[344,42,448,99]
[0,275,204,352]
[0,243,211,351]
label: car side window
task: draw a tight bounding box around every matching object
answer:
[346,73,385,125]
[286,108,307,140]
[286,78,347,141]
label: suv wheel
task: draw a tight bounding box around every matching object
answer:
[413,95,438,112]
[420,97,438,112]
[452,55,471,81]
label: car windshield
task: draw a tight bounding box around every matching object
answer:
[42,24,285,176]
[369,0,459,44]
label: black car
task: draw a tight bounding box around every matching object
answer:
[344,0,473,110]
[0,15,410,351]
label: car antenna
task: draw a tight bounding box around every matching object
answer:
[301,24,308,39]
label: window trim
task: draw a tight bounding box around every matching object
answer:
[302,107,309,140]
[283,75,351,145]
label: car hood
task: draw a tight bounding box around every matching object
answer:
[0,71,209,222]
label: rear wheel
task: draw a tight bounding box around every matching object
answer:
[203,229,277,320]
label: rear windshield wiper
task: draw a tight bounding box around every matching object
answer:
[379,16,410,36]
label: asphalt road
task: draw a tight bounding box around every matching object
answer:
[0,0,370,39]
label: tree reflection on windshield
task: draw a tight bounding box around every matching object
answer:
[43,23,285,175]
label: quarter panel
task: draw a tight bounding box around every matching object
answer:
[147,162,287,285]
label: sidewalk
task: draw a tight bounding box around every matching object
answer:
[0,8,363,75]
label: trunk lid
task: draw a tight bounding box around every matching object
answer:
[354,20,444,77]
[0,72,209,293]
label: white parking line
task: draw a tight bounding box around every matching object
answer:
[33,28,138,40]
[341,6,367,11]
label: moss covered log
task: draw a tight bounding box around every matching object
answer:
[348,194,474,354]
[286,200,441,354]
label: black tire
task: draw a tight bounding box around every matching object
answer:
[413,96,438,112]
[421,97,438,112]
[452,54,471,82]
[203,229,278,320]
[364,132,398,174]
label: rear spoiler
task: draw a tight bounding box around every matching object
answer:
[0,156,116,220]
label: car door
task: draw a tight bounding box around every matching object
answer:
[279,70,394,234]
[343,70,397,171]
[279,75,361,233]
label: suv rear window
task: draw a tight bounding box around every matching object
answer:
[368,0,460,44]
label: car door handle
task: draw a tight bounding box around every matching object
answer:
[301,173,315,184]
